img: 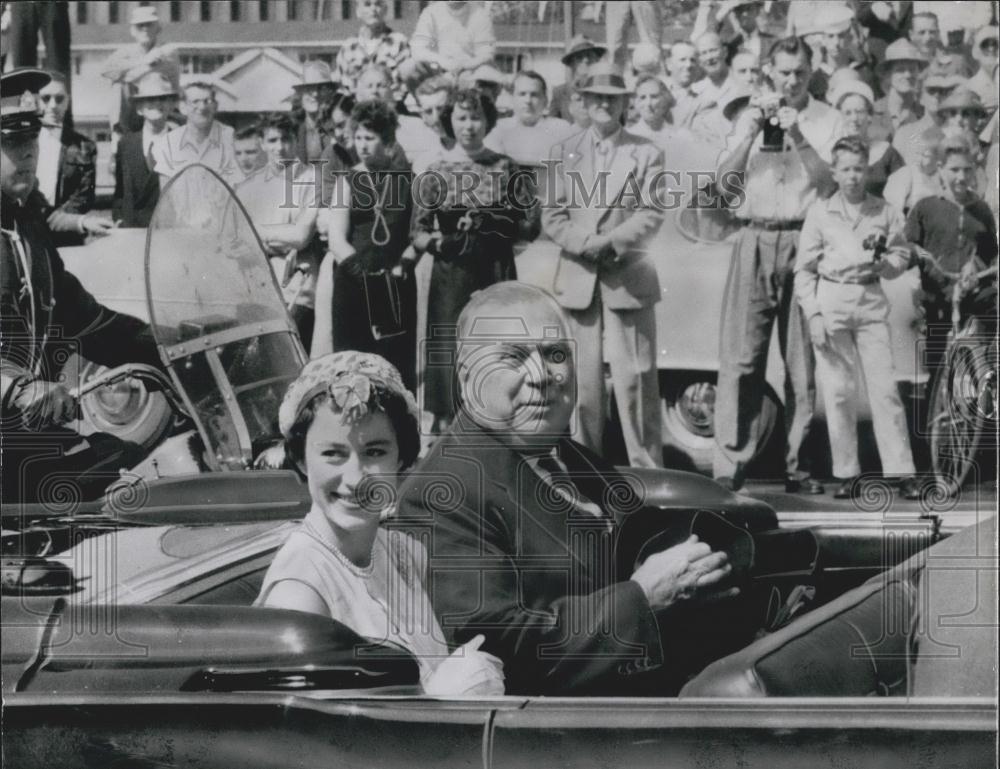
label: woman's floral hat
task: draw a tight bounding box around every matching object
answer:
[278,351,419,438]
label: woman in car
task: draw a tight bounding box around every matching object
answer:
[412,87,535,434]
[256,351,504,696]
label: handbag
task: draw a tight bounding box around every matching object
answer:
[362,270,406,341]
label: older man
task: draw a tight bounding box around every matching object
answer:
[396,282,738,695]
[150,80,237,184]
[550,35,607,122]
[540,70,665,469]
[713,37,838,493]
[1,69,160,504]
[869,39,928,142]
[334,0,411,103]
[100,5,180,133]
[665,42,700,126]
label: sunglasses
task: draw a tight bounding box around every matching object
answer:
[941,109,982,119]
[39,94,66,104]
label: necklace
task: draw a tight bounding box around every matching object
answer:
[305,516,377,578]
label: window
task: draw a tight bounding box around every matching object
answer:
[287,0,298,20]
[180,54,235,75]
[230,0,241,20]
[200,0,212,21]
[108,1,119,23]
[393,0,402,19]
[73,55,83,76]
[170,1,183,21]
[75,2,88,24]
[341,0,351,19]
[259,0,269,20]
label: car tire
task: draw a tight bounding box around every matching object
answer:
[66,355,174,450]
[660,372,781,475]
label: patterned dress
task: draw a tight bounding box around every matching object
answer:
[335,25,411,102]
[413,147,528,419]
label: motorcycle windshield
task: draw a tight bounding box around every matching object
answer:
[145,164,304,469]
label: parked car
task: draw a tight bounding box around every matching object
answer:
[2,467,994,768]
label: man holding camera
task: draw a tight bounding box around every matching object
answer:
[713,37,838,493]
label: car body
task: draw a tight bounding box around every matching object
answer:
[2,469,995,769]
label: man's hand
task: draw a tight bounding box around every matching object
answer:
[14,380,78,428]
[631,535,738,612]
[808,314,829,350]
[580,234,615,264]
[82,215,114,237]
[776,106,800,133]
[734,106,765,140]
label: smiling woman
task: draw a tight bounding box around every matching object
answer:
[255,350,505,696]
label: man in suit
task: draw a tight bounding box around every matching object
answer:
[855,0,914,62]
[34,72,112,247]
[540,70,664,469]
[395,282,737,695]
[112,71,178,228]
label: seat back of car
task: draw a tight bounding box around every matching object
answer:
[679,576,916,698]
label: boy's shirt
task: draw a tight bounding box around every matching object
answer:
[794,192,911,320]
[904,194,998,275]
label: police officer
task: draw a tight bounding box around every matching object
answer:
[1,69,161,503]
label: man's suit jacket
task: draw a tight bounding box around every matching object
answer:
[855,1,913,62]
[539,128,664,312]
[112,130,160,228]
[395,414,665,696]
[43,126,97,247]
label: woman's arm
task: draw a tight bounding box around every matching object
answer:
[258,579,330,616]
[311,252,335,358]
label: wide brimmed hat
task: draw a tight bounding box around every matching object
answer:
[561,35,607,66]
[716,0,763,21]
[293,60,335,90]
[1,68,50,138]
[721,85,753,121]
[973,25,999,49]
[795,4,854,37]
[131,70,178,101]
[578,71,632,96]
[829,79,875,109]
[130,5,159,25]
[876,39,928,73]
[934,88,987,116]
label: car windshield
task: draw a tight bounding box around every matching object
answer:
[145,164,305,468]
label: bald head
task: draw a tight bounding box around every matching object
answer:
[453,283,575,441]
[695,33,726,80]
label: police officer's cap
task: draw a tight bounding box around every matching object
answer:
[1,68,51,139]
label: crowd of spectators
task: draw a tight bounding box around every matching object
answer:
[4,0,998,493]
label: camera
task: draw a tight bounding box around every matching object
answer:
[862,233,888,262]
[751,92,786,151]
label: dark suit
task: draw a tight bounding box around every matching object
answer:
[112,131,160,228]
[854,0,913,62]
[395,414,666,695]
[42,125,97,248]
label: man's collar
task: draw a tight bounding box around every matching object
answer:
[179,121,220,151]
[589,124,622,145]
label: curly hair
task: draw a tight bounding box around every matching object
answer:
[350,99,399,145]
[440,88,499,141]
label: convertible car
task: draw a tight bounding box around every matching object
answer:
[2,468,995,768]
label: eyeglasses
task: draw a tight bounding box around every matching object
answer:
[39,94,66,104]
[981,40,999,51]
[941,109,982,119]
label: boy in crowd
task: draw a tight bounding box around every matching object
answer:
[794,137,920,500]
[233,124,264,178]
[235,114,323,349]
[905,135,999,371]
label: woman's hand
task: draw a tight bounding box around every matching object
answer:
[423,634,505,696]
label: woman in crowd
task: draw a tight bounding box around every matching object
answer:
[831,79,904,197]
[313,101,417,392]
[257,351,504,696]
[412,88,535,433]
[628,75,678,144]
[883,125,946,216]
